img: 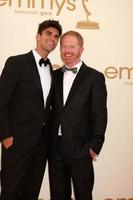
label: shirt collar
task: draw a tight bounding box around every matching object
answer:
[32,49,42,66]
[65,61,82,74]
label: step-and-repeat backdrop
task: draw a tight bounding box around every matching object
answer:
[0,1,133,200]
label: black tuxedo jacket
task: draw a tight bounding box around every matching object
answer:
[51,62,107,158]
[0,51,53,147]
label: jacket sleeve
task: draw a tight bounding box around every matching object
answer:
[0,57,19,140]
[90,72,107,154]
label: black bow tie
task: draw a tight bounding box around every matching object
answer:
[39,58,51,67]
[62,66,77,74]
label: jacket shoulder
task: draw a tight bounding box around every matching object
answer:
[82,62,105,79]
[1,51,33,76]
[53,67,63,76]
[6,51,32,62]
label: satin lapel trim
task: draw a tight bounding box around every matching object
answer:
[46,64,53,107]
[64,65,87,107]
[57,70,64,107]
[28,52,43,99]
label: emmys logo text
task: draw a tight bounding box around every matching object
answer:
[104,66,133,79]
[0,0,76,15]
[104,66,133,85]
[0,0,99,29]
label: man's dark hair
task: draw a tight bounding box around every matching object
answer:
[37,19,62,36]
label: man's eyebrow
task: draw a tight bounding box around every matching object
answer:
[46,30,59,35]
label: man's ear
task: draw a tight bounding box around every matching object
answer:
[36,33,40,42]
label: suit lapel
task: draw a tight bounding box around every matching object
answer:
[56,69,64,107]
[46,63,54,107]
[27,51,44,100]
[26,51,57,108]
[64,63,88,107]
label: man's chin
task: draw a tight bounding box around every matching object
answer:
[63,59,72,64]
[48,47,56,52]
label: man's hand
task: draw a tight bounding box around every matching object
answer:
[2,136,14,149]
[90,148,98,161]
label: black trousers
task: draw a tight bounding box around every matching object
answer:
[0,133,47,200]
[48,136,94,200]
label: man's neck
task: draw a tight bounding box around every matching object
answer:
[65,60,81,68]
[35,48,48,59]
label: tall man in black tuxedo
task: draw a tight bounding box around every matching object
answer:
[49,31,107,200]
[0,20,62,200]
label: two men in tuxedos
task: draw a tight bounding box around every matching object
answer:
[49,31,107,200]
[0,20,62,200]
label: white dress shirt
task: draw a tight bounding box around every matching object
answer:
[32,49,51,107]
[58,61,82,135]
